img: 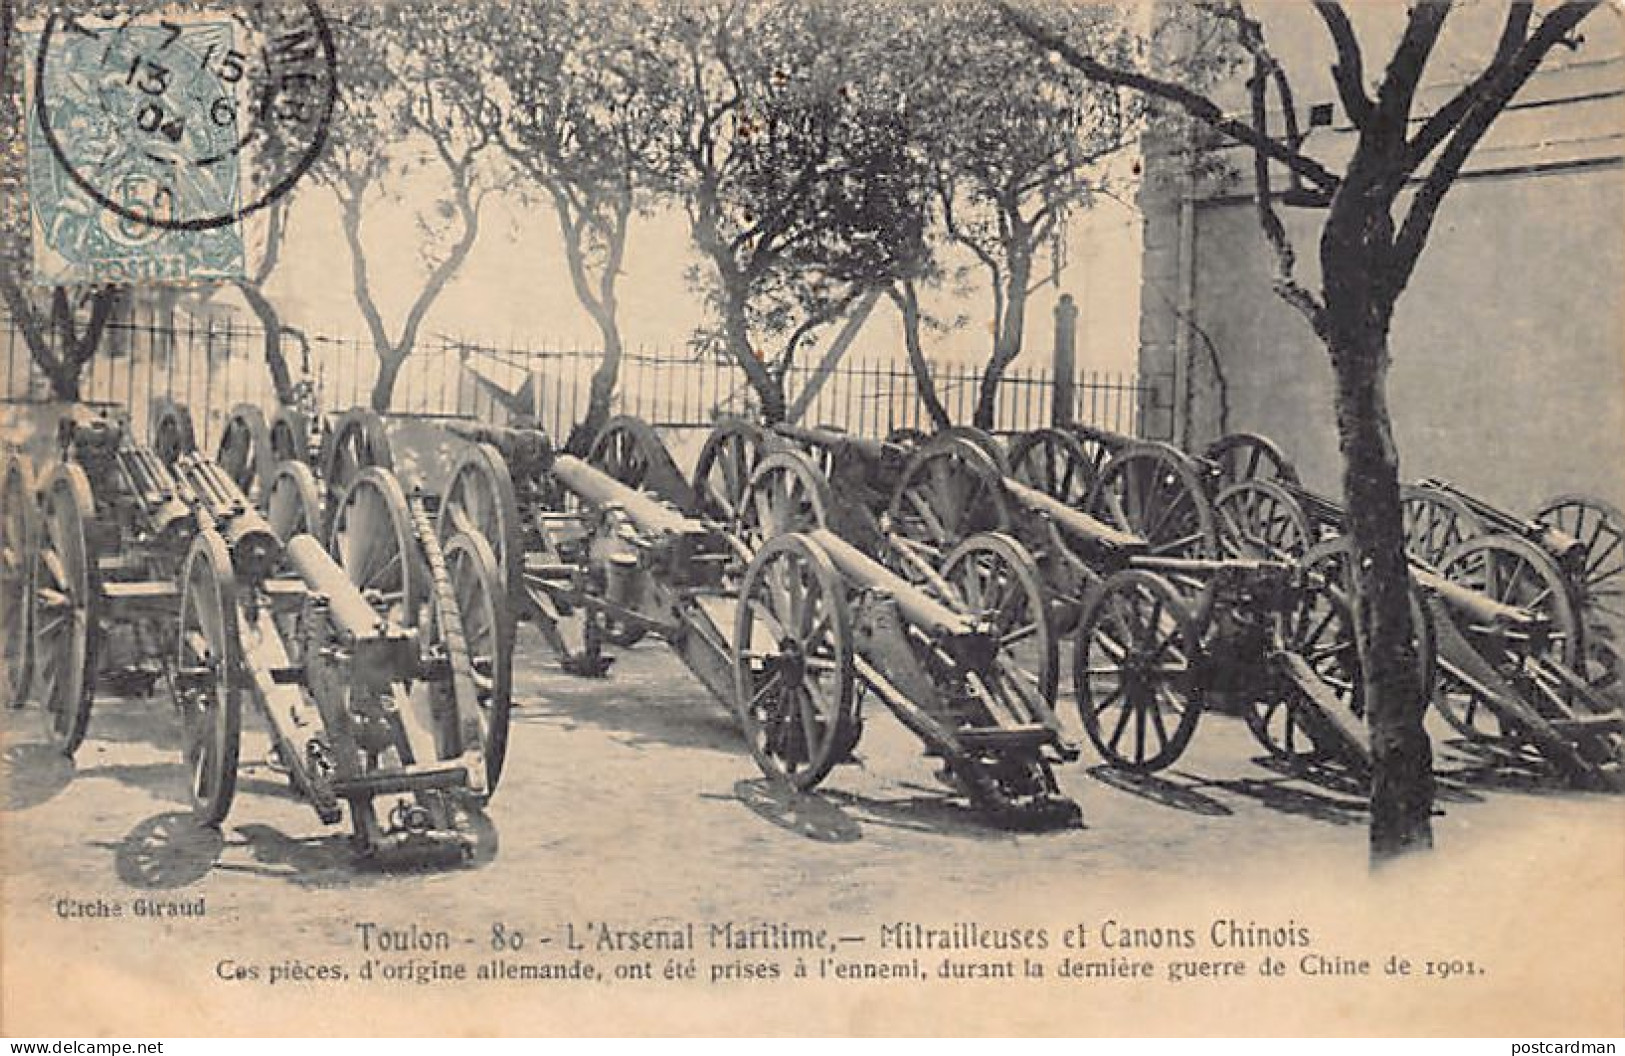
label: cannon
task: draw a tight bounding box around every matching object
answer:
[1211,452,1622,789]
[433,415,1079,829]
[173,456,509,866]
[887,430,1380,776]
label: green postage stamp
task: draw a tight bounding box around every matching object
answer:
[23,6,336,286]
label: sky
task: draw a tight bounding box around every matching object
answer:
[243,161,1147,378]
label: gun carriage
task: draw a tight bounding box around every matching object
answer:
[1211,449,1623,788]
[888,428,1379,777]
[180,451,509,866]
[429,414,1080,829]
[1,400,507,865]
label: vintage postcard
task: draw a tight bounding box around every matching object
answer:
[1,0,1622,1038]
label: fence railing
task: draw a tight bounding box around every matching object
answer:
[1,312,1172,449]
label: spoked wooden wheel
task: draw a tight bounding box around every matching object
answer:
[150,400,197,461]
[176,530,243,827]
[1087,444,1218,558]
[1401,484,1483,571]
[217,404,275,505]
[1278,538,1436,750]
[690,417,765,523]
[587,416,692,511]
[269,406,311,464]
[1008,427,1096,509]
[435,531,513,795]
[2,455,35,709]
[1073,569,1203,771]
[733,533,857,790]
[1215,479,1314,561]
[934,425,1008,474]
[265,460,323,544]
[330,467,424,629]
[1435,534,1581,749]
[887,435,1014,564]
[321,408,394,512]
[738,451,832,551]
[941,532,1060,725]
[1064,423,1129,486]
[33,464,100,754]
[1203,432,1300,489]
[439,442,522,604]
[1534,494,1625,632]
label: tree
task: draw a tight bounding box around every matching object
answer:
[640,0,932,424]
[315,0,497,412]
[454,0,656,452]
[0,0,122,402]
[1001,0,1605,861]
[908,1,1145,430]
[230,200,299,405]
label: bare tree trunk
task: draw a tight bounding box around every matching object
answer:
[723,287,784,424]
[1325,293,1434,861]
[0,275,51,368]
[566,315,625,455]
[1,281,120,402]
[236,280,295,405]
[891,282,949,429]
[371,348,407,412]
[974,251,1032,430]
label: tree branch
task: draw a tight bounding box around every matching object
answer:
[1312,1,1373,128]
[72,288,119,369]
[397,176,482,357]
[1397,2,1531,177]
[0,274,56,372]
[1387,0,1600,301]
[1249,56,1326,335]
[1372,0,1453,139]
[889,280,950,429]
[336,188,393,356]
[997,0,1342,193]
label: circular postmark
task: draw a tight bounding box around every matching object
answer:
[33,2,338,233]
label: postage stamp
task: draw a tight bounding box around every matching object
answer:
[23,4,337,286]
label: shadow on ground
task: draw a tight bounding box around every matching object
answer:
[3,741,77,811]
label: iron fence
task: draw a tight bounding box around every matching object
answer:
[1,312,1172,449]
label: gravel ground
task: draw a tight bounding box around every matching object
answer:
[4,627,1622,1036]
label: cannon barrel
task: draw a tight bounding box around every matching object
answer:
[175,454,282,581]
[285,534,397,642]
[806,527,980,640]
[552,454,702,540]
[1411,565,1549,635]
[1002,477,1146,563]
[1283,483,1345,531]
[773,423,902,464]
[119,447,195,531]
[1416,479,1585,575]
